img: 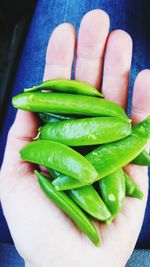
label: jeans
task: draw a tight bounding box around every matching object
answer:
[0,0,150,264]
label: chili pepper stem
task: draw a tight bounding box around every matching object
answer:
[106,216,114,225]
[32,131,41,141]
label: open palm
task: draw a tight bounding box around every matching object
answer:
[0,10,150,267]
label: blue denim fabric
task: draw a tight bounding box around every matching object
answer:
[0,244,24,267]
[0,0,150,248]
[127,250,150,267]
[0,244,150,267]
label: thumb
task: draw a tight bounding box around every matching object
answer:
[0,110,39,200]
[2,110,39,167]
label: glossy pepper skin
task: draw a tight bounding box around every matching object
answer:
[39,113,61,123]
[69,186,111,221]
[52,116,150,190]
[24,79,103,97]
[86,116,150,176]
[47,168,61,178]
[39,117,131,146]
[12,92,128,120]
[132,149,150,166]
[124,172,144,199]
[35,170,100,246]
[52,174,83,191]
[48,169,111,221]
[39,112,75,123]
[99,169,125,223]
[20,140,98,183]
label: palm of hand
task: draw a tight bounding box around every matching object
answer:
[0,10,150,267]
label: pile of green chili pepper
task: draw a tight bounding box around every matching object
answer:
[12,79,150,247]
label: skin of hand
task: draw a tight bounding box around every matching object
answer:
[0,9,150,267]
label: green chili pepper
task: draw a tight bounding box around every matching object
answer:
[48,171,86,191]
[24,79,103,97]
[99,169,125,224]
[20,140,98,183]
[39,117,131,146]
[52,174,82,190]
[49,169,111,221]
[12,92,128,120]
[132,149,150,166]
[47,168,61,179]
[86,115,150,177]
[69,186,111,221]
[124,172,144,199]
[52,116,150,190]
[35,170,100,246]
[39,112,75,123]
[39,113,61,123]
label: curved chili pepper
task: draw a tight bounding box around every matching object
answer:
[52,174,86,191]
[35,170,100,246]
[86,116,150,176]
[48,168,111,221]
[39,117,131,146]
[20,140,98,183]
[12,92,128,120]
[47,168,61,179]
[24,79,103,97]
[39,112,75,123]
[124,172,144,199]
[39,113,61,123]
[132,149,150,166]
[52,116,150,190]
[69,186,111,221]
[99,169,125,223]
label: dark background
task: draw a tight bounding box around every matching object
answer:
[0,0,37,132]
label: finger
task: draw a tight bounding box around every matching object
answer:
[1,110,39,169]
[0,110,39,201]
[116,70,150,253]
[126,70,150,194]
[1,24,77,255]
[2,23,76,170]
[75,9,110,88]
[0,24,76,197]
[102,30,132,109]
[43,23,76,80]
[131,69,150,124]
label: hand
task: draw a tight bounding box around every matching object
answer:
[0,9,150,267]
